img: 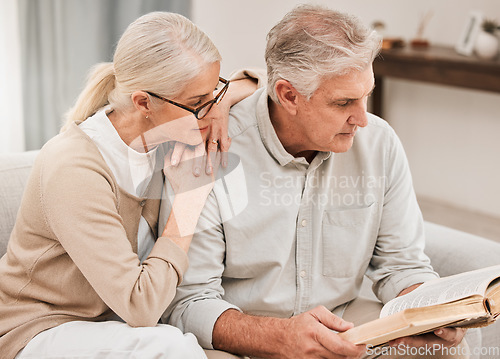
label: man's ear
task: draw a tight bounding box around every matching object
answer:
[131,91,151,117]
[274,80,299,116]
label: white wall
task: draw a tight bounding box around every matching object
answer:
[192,0,500,219]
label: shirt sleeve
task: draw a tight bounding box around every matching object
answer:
[367,126,439,304]
[162,188,241,349]
[229,68,268,88]
[40,148,188,327]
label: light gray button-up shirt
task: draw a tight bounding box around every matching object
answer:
[162,88,438,349]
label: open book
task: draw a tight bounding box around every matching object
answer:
[339,264,500,347]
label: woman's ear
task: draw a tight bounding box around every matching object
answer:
[131,91,151,117]
[274,80,299,116]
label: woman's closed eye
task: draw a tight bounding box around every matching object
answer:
[191,99,203,107]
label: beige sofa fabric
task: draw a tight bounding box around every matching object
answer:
[0,151,39,256]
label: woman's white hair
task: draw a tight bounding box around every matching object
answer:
[265,5,381,103]
[63,12,221,129]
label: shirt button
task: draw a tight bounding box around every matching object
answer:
[301,219,307,227]
[300,270,306,278]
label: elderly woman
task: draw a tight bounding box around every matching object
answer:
[0,12,254,359]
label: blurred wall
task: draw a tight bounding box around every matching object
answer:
[192,0,500,219]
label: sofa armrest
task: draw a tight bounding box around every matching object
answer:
[424,221,500,276]
[424,221,500,357]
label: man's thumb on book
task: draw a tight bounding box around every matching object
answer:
[311,305,355,332]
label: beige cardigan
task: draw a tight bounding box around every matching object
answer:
[0,123,188,359]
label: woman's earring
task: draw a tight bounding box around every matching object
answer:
[145,115,149,120]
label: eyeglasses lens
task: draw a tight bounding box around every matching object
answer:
[197,80,227,119]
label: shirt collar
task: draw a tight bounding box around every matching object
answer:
[255,88,331,168]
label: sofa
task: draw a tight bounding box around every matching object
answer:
[1,150,499,358]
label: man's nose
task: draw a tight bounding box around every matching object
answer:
[348,102,368,128]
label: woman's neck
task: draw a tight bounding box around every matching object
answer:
[107,109,152,153]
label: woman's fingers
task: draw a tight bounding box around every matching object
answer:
[170,142,187,167]
[219,136,231,168]
[192,143,206,177]
[206,138,219,174]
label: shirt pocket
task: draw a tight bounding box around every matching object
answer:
[322,203,376,278]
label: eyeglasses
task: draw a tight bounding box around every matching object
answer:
[146,77,229,120]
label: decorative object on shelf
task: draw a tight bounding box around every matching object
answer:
[456,11,483,56]
[382,38,405,50]
[410,10,433,49]
[372,20,405,50]
[474,18,499,60]
[372,20,386,36]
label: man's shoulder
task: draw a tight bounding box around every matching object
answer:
[227,88,266,139]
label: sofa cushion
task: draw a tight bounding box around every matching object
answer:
[0,151,39,256]
[424,222,500,355]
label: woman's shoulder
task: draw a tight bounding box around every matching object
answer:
[43,121,95,149]
[38,122,112,178]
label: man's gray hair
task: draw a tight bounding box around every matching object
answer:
[265,5,382,103]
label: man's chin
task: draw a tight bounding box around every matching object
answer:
[330,139,355,153]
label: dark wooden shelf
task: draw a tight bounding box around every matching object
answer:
[372,45,500,117]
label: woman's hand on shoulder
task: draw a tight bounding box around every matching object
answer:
[168,77,257,175]
[163,144,217,199]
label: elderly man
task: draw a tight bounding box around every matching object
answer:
[162,5,468,359]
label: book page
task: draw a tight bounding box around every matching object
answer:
[380,265,500,318]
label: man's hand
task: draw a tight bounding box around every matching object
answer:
[388,327,467,349]
[391,284,467,350]
[281,306,367,359]
[212,306,366,359]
